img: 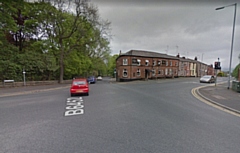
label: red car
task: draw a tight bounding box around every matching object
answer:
[70,79,89,96]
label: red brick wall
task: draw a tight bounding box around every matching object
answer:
[207,65,214,75]
[116,56,179,81]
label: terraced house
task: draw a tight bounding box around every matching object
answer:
[116,50,214,82]
[116,50,179,81]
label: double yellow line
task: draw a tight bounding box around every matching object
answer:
[191,85,240,117]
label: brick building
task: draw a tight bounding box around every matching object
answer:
[116,50,179,81]
[116,50,215,82]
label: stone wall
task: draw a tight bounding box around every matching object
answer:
[0,80,72,88]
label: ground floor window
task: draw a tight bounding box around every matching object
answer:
[165,68,168,75]
[169,69,172,75]
[152,69,156,76]
[123,69,128,77]
[137,69,141,76]
[158,69,163,75]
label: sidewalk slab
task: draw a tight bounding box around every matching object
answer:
[198,83,240,113]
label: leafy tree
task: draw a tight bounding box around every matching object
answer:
[106,54,119,77]
[0,0,112,82]
[217,71,224,77]
[232,64,240,79]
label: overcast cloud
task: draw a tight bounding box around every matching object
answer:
[90,0,240,70]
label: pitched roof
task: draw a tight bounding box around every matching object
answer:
[117,50,211,66]
[119,50,179,59]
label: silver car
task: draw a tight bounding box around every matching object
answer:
[200,75,216,83]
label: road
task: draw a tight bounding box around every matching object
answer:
[1,77,239,153]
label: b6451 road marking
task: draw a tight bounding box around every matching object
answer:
[64,97,84,116]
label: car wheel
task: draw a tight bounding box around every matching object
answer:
[71,93,74,97]
[86,93,89,96]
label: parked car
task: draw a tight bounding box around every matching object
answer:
[200,75,216,83]
[97,75,102,81]
[70,78,89,96]
[87,76,96,84]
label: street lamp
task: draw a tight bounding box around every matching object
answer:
[216,3,237,89]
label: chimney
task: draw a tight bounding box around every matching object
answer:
[194,56,197,61]
[182,57,185,59]
[119,50,121,55]
[176,53,180,58]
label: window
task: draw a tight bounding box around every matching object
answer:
[152,69,156,76]
[169,69,172,75]
[158,70,162,75]
[132,58,138,65]
[145,60,149,66]
[165,68,168,75]
[175,62,178,66]
[158,60,161,66]
[170,61,172,66]
[166,61,168,66]
[123,59,128,65]
[123,69,127,77]
[162,60,166,65]
[132,58,141,65]
[137,69,141,76]
[153,60,156,66]
[137,59,141,66]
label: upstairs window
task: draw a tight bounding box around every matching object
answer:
[166,61,168,66]
[153,60,156,66]
[132,58,139,65]
[162,60,166,65]
[158,60,161,66]
[132,59,141,66]
[145,60,149,66]
[123,59,128,65]
[175,62,178,66]
[170,61,172,66]
[137,59,141,66]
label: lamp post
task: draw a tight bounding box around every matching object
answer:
[216,3,237,89]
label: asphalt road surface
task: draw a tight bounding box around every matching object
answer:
[1,77,239,153]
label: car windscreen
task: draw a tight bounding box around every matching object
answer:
[202,76,211,79]
[73,81,86,85]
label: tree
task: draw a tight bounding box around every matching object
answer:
[106,54,119,77]
[0,0,112,82]
[232,64,240,79]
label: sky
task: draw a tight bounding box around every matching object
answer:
[89,0,240,71]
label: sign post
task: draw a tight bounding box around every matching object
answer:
[214,58,221,86]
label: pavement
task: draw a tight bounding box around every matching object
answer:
[0,84,70,97]
[197,82,240,115]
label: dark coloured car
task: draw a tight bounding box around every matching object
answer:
[87,76,96,84]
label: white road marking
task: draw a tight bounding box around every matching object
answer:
[64,97,84,116]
